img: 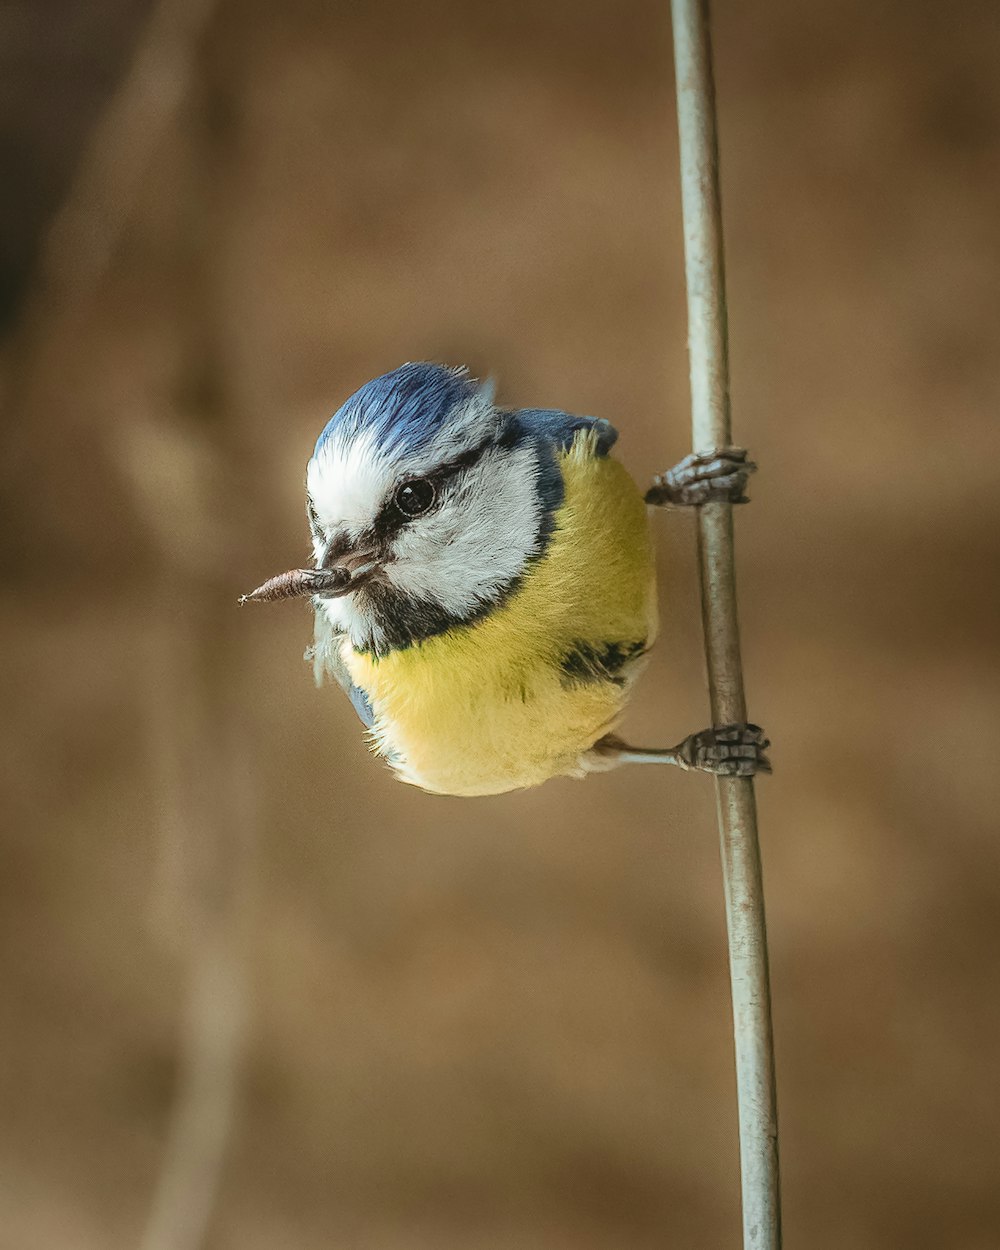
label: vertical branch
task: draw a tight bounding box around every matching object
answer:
[669,0,782,1246]
[138,612,253,1250]
[23,1,252,1243]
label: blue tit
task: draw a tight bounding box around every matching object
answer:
[243,363,769,796]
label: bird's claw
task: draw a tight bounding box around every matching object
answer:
[676,723,772,777]
[646,447,756,507]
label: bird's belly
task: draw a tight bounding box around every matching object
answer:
[364,654,639,796]
[345,447,657,796]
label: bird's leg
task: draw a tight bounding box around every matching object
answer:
[592,723,771,777]
[633,455,766,775]
[645,447,756,508]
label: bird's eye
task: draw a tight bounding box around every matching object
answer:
[394,478,436,518]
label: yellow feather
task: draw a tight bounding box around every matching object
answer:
[344,430,657,795]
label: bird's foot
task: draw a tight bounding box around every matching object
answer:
[590,723,771,776]
[676,723,771,776]
[645,447,756,507]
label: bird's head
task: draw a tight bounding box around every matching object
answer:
[257,364,564,654]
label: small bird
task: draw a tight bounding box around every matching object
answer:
[243,363,769,796]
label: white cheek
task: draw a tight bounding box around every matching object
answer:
[385,445,541,612]
[307,430,390,534]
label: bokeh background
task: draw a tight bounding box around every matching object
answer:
[2,0,999,1246]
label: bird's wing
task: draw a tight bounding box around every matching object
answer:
[306,609,375,728]
[515,409,619,456]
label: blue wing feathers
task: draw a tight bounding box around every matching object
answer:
[347,682,376,729]
[309,613,377,729]
[515,409,619,456]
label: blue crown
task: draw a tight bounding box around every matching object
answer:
[314,363,480,459]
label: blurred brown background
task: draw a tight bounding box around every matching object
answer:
[2,0,999,1246]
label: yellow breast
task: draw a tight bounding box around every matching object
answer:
[344,433,657,795]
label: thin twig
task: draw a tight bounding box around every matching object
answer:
[669,0,782,1245]
[32,0,250,1243]
[138,612,252,1250]
[40,0,218,305]
[138,920,247,1250]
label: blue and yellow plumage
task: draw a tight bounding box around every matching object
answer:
[336,429,655,795]
[245,362,769,793]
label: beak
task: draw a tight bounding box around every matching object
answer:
[239,567,351,604]
[239,545,382,606]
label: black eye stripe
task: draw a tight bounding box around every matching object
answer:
[368,432,506,541]
[429,435,496,479]
[321,420,527,558]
